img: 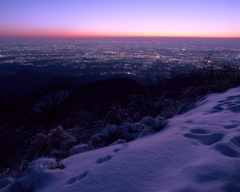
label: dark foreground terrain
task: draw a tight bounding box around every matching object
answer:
[1,63,240,178]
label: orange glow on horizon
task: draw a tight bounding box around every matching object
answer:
[0,29,240,39]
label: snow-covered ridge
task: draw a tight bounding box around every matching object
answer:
[2,87,240,192]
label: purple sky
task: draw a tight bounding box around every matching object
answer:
[0,0,240,38]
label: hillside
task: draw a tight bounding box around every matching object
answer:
[2,86,240,192]
[0,70,144,96]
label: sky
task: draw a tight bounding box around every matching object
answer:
[0,0,240,38]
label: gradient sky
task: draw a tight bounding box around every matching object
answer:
[0,0,240,38]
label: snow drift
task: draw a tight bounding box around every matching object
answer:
[3,87,240,192]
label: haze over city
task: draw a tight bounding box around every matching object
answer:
[1,0,240,38]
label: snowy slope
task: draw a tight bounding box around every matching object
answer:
[3,87,240,192]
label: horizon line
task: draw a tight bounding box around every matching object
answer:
[1,35,240,39]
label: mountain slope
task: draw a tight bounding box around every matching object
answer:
[0,70,52,96]
[3,87,240,192]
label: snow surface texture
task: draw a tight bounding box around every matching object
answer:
[3,87,240,192]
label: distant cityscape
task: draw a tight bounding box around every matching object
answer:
[0,38,240,77]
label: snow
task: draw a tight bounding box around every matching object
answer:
[3,87,240,192]
[69,144,89,155]
[0,177,14,191]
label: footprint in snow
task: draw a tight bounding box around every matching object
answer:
[204,105,224,114]
[225,95,240,101]
[212,135,240,158]
[96,143,128,164]
[96,155,112,164]
[66,170,89,185]
[227,105,240,113]
[190,128,210,134]
[214,142,240,158]
[219,95,240,114]
[185,129,240,158]
[223,121,240,129]
[113,143,128,153]
[204,95,240,115]
[230,136,240,147]
[184,129,223,146]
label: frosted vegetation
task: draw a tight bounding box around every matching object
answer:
[1,61,240,190]
[2,81,240,191]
